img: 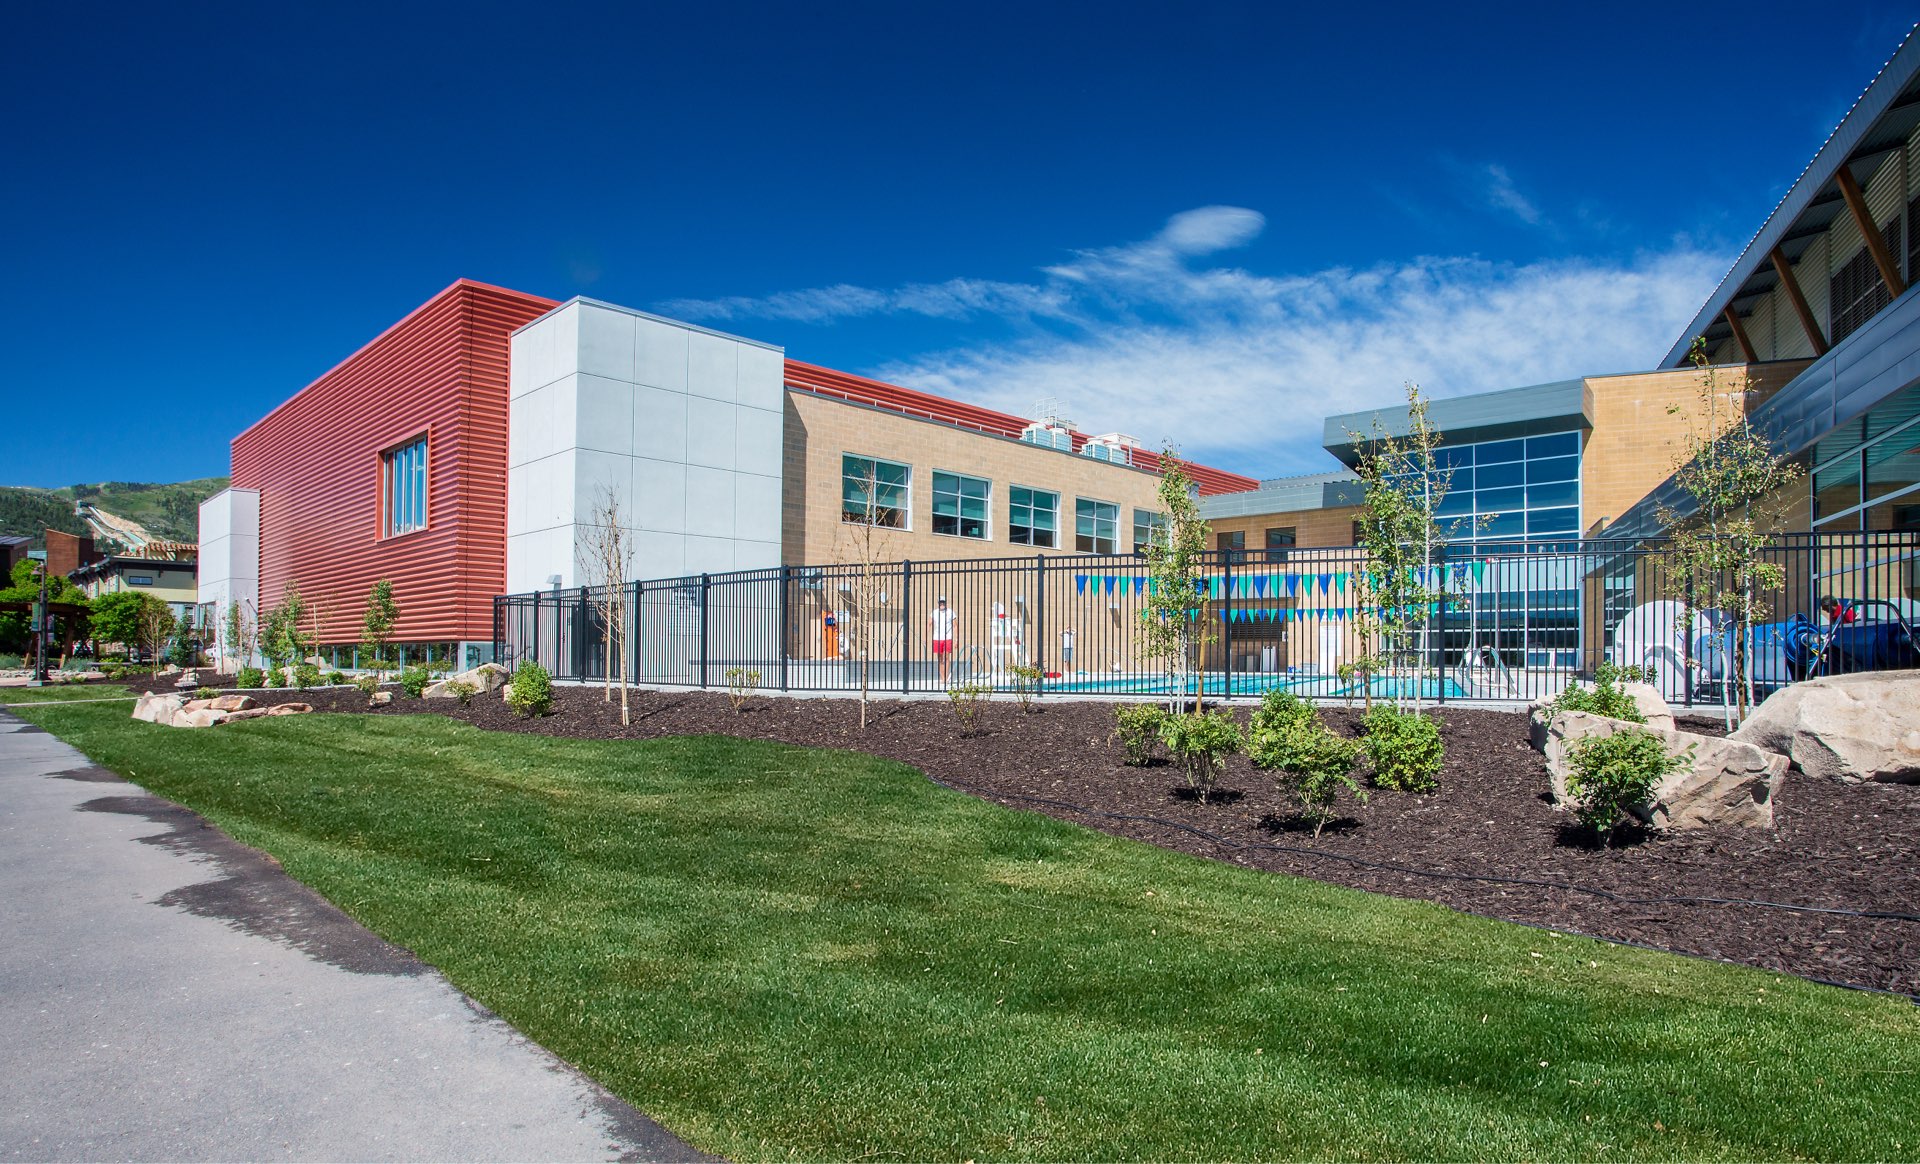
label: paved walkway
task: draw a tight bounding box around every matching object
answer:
[0,710,710,1162]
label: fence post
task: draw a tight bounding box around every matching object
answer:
[1034,554,1046,697]
[1436,565,1448,706]
[778,565,791,693]
[532,590,542,672]
[699,573,710,688]
[1221,552,1234,700]
[900,560,912,694]
[577,588,589,683]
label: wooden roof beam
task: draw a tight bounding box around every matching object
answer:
[1723,305,1760,363]
[1770,247,1830,357]
[1836,164,1907,298]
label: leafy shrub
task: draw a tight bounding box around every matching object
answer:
[325,670,346,686]
[293,662,321,691]
[1159,710,1246,802]
[947,681,991,736]
[1009,664,1043,713]
[265,667,284,688]
[1114,705,1167,766]
[1248,699,1366,838]
[194,686,217,700]
[236,665,265,689]
[443,679,478,707]
[1361,706,1443,793]
[352,674,381,704]
[1566,729,1691,845]
[0,653,22,670]
[724,666,761,714]
[507,660,554,718]
[399,666,435,699]
[1551,661,1652,722]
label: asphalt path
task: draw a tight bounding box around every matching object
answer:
[0,710,712,1162]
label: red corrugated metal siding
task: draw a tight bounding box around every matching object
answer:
[783,359,1259,496]
[231,280,555,646]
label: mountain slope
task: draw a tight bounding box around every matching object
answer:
[0,478,230,549]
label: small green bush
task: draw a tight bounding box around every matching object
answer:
[947,681,991,737]
[1158,710,1245,802]
[1114,705,1167,766]
[0,653,23,670]
[507,660,554,718]
[399,666,435,699]
[194,686,217,700]
[264,667,284,689]
[293,662,321,691]
[236,665,265,689]
[1361,706,1444,793]
[1551,661,1651,722]
[352,674,381,704]
[325,670,346,686]
[1008,664,1043,713]
[1249,701,1366,838]
[443,679,479,707]
[1566,728,1691,845]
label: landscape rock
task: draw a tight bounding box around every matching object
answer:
[1531,680,1674,733]
[160,664,181,676]
[183,698,216,712]
[1730,670,1920,784]
[173,708,229,729]
[210,694,257,712]
[266,703,313,716]
[1535,709,1785,829]
[369,691,393,706]
[77,670,106,681]
[173,670,200,688]
[132,693,185,724]
[224,707,272,721]
[304,656,328,668]
[423,662,509,699]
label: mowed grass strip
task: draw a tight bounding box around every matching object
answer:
[0,682,137,705]
[19,702,1919,1162]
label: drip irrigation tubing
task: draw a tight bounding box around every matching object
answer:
[924,772,1920,1004]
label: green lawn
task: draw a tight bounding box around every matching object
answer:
[0,682,136,706]
[17,702,1919,1161]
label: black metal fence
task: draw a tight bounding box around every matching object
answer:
[493,533,1920,705]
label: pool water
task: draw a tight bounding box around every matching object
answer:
[1046,673,1468,699]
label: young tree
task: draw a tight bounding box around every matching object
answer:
[361,579,398,676]
[838,459,898,730]
[1139,449,1214,713]
[581,485,634,725]
[136,598,177,676]
[259,583,310,677]
[222,597,261,674]
[1656,339,1805,726]
[1347,383,1461,715]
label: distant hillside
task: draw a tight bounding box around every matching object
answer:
[0,477,230,549]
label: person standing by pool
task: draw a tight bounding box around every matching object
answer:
[930,596,957,685]
[1061,626,1075,672]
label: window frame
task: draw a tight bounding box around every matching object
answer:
[381,434,430,539]
[840,452,912,531]
[930,468,992,541]
[1076,496,1120,554]
[1008,484,1059,549]
[1132,508,1168,555]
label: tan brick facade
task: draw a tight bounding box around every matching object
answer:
[1205,505,1361,551]
[1580,361,1810,533]
[782,390,1173,566]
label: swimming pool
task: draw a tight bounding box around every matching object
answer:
[1045,673,1469,699]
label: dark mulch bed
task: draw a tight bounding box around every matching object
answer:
[122,674,1920,998]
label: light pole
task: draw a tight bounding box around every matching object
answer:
[28,561,49,686]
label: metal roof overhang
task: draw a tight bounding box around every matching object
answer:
[1321,378,1590,466]
[1663,27,1920,367]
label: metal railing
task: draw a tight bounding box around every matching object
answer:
[492,533,1920,705]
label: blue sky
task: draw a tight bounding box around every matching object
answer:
[4,1,1915,487]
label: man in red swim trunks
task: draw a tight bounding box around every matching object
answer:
[930,595,957,685]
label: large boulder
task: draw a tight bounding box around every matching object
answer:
[424,662,510,700]
[369,691,394,706]
[132,693,185,725]
[224,707,272,722]
[1730,670,1920,784]
[1536,709,1786,830]
[210,694,257,712]
[173,708,229,729]
[266,703,313,716]
[1532,680,1674,733]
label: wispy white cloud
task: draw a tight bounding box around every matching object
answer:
[1478,163,1543,225]
[660,206,1727,478]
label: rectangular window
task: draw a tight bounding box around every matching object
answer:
[1132,509,1167,555]
[1076,498,1119,554]
[1264,527,1296,548]
[1216,529,1246,564]
[931,470,990,539]
[842,454,911,529]
[1009,485,1058,548]
[383,436,428,537]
